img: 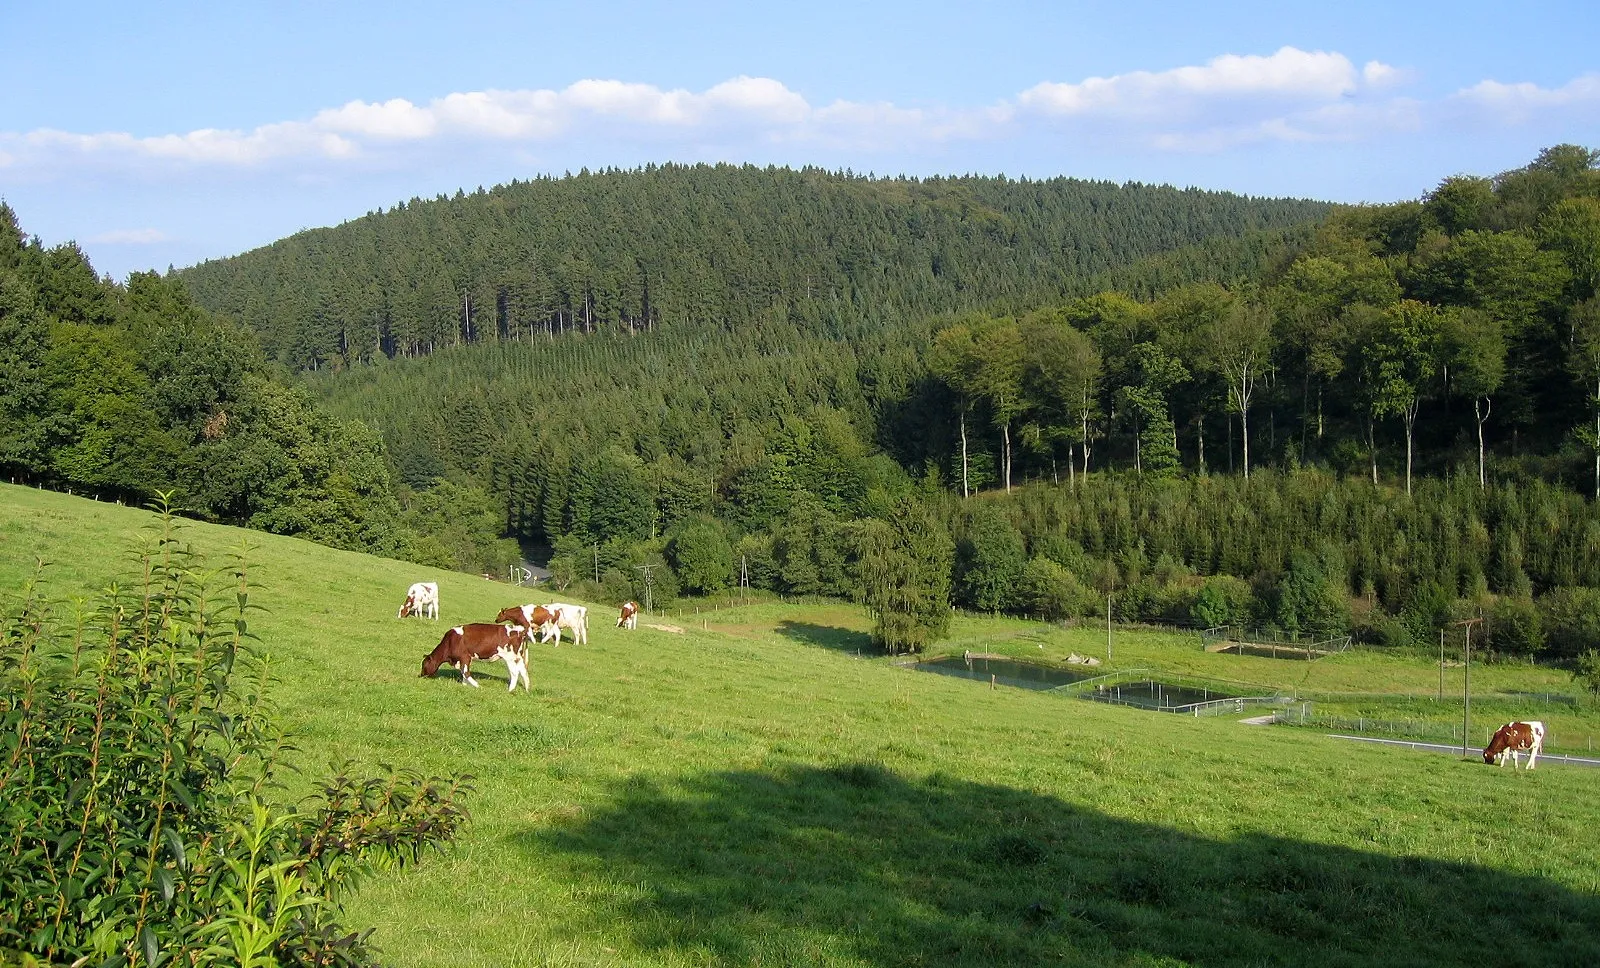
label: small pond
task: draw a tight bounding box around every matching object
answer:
[1086,679,1238,710]
[911,655,1095,691]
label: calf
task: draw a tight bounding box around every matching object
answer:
[538,602,589,646]
[1483,720,1545,770]
[617,600,639,630]
[398,581,439,620]
[420,623,530,690]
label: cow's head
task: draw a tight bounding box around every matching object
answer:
[421,653,441,677]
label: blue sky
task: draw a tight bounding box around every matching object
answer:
[3,1,1597,280]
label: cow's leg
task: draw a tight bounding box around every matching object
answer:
[462,658,479,687]
[1527,742,1540,770]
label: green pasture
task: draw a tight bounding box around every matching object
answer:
[4,483,1600,968]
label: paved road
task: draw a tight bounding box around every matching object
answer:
[1326,733,1600,769]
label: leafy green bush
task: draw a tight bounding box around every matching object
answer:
[0,503,471,967]
[1575,649,1600,696]
[1538,587,1600,659]
[1488,596,1544,656]
[1190,575,1256,629]
[1017,556,1095,621]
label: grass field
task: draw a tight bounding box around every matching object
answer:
[4,482,1600,967]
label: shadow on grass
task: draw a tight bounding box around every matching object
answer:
[777,620,875,656]
[524,763,1599,967]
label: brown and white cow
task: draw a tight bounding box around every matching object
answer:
[398,581,439,620]
[617,600,639,630]
[496,604,559,643]
[420,623,530,690]
[537,603,589,646]
[1483,720,1545,770]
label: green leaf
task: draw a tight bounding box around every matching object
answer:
[139,925,161,968]
[155,867,174,905]
[161,826,187,870]
[167,777,195,811]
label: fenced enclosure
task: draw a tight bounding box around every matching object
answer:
[1201,626,1354,660]
[1056,669,1286,717]
[1275,701,1599,755]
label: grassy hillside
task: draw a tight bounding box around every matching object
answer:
[4,483,1599,967]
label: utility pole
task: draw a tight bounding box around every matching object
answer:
[740,554,749,604]
[593,544,600,584]
[635,564,656,614]
[1455,617,1483,758]
[1439,628,1445,702]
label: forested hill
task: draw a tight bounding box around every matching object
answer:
[177,164,1330,370]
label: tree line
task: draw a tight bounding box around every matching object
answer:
[0,204,515,575]
[177,163,1328,370]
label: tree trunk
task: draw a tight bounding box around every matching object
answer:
[1081,407,1092,477]
[1368,416,1378,485]
[1403,404,1417,496]
[1133,413,1142,476]
[1241,405,1251,480]
[1475,397,1491,491]
[1197,417,1206,475]
[1002,422,1012,493]
[960,409,970,498]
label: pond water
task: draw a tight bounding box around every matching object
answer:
[1086,680,1238,710]
[911,655,1095,691]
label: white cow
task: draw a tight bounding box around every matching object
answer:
[538,602,589,646]
[398,581,439,620]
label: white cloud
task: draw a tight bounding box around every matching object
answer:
[1018,47,1374,118]
[2,56,1595,177]
[1454,73,1600,122]
[88,228,170,244]
[314,98,438,139]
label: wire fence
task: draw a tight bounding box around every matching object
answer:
[1274,701,1600,755]
[1200,626,1354,660]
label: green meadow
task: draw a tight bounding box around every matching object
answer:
[4,482,1599,968]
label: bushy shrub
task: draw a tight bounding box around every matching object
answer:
[0,503,471,967]
[1537,586,1600,659]
[666,515,735,594]
[1017,556,1095,621]
[1488,596,1544,656]
[1575,649,1600,696]
[1191,575,1255,629]
[1275,550,1351,635]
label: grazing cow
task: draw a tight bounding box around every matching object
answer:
[398,581,440,620]
[617,600,639,630]
[1483,720,1545,770]
[538,603,589,646]
[495,604,559,642]
[420,623,530,690]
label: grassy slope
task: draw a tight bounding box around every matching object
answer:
[4,483,1599,968]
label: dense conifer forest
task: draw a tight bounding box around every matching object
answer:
[177,164,1329,369]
